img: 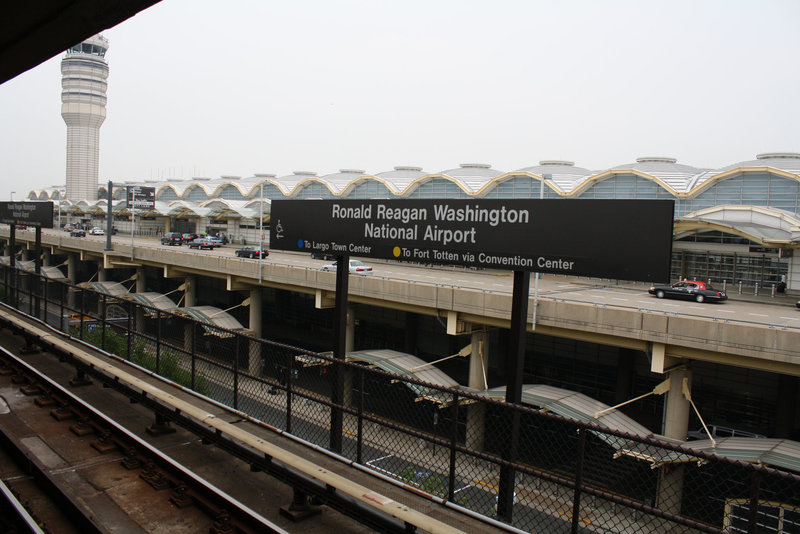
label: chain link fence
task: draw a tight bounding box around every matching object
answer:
[2,266,799,533]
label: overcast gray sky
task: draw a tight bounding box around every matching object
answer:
[1,0,799,201]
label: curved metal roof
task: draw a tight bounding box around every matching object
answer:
[123,292,177,312]
[346,349,461,403]
[78,281,130,296]
[677,205,800,244]
[29,156,800,238]
[172,305,248,336]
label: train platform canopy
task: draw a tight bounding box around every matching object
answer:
[616,437,800,474]
[294,349,463,404]
[39,266,69,280]
[122,292,178,314]
[1,259,68,280]
[481,384,654,438]
[78,281,130,296]
[171,305,249,336]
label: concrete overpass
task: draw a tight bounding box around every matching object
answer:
[5,228,799,380]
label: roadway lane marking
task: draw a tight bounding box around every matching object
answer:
[749,313,768,317]
[715,309,735,313]
[612,298,628,301]
[779,316,799,321]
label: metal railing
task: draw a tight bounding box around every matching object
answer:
[2,265,799,534]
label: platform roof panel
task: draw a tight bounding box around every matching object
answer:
[486,384,653,439]
[79,281,130,296]
[124,292,177,312]
[173,305,249,336]
[635,437,800,473]
[347,349,461,403]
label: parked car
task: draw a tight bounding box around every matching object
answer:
[89,226,104,235]
[70,228,86,237]
[311,252,337,261]
[648,280,727,303]
[161,232,183,245]
[63,224,75,231]
[796,300,800,309]
[207,235,226,247]
[322,259,374,275]
[235,245,269,259]
[687,425,765,440]
[181,233,198,243]
[188,237,215,250]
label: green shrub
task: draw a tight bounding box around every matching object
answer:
[75,325,209,395]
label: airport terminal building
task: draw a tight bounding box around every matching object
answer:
[28,152,800,290]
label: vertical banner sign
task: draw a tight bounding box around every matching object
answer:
[0,201,54,228]
[127,186,155,209]
[270,199,674,282]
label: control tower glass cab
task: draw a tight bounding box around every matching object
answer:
[61,34,109,202]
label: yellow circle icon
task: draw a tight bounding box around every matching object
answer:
[393,246,401,258]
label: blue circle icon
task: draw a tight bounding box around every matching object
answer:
[297,239,304,249]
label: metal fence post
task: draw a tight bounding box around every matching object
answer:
[233,334,240,410]
[448,392,460,502]
[101,294,107,351]
[747,470,761,534]
[59,282,65,331]
[571,427,587,534]
[126,300,132,359]
[42,276,48,325]
[285,353,293,435]
[191,321,197,390]
[156,309,161,374]
[79,289,85,340]
[356,366,364,465]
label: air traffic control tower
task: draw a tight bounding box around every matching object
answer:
[61,34,109,202]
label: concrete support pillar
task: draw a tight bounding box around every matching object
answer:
[184,276,196,307]
[656,366,692,514]
[403,312,418,354]
[21,248,30,261]
[615,349,636,404]
[164,218,171,233]
[248,287,262,375]
[42,249,51,267]
[97,264,108,282]
[466,329,489,451]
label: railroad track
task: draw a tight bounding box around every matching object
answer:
[0,343,288,534]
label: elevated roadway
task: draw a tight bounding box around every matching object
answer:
[4,228,800,378]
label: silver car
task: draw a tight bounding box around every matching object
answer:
[322,259,373,275]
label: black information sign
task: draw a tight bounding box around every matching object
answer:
[0,201,54,228]
[270,199,674,282]
[127,186,155,210]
